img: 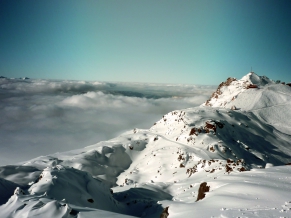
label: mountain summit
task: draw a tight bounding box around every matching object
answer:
[1,73,291,217]
[204,72,274,108]
[205,72,291,135]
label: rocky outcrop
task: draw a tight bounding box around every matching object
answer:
[196,182,210,201]
[160,207,169,218]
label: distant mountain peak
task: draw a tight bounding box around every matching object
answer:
[241,72,274,86]
[203,72,274,108]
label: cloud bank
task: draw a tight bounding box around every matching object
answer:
[0,78,215,165]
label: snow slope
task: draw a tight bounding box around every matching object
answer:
[1,72,291,217]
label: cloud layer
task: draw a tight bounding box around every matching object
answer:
[0,78,215,165]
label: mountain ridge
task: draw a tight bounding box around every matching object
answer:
[1,73,291,217]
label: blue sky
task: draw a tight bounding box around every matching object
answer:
[1,0,291,85]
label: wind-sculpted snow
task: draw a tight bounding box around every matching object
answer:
[0,166,142,217]
[0,165,41,187]
[0,178,18,205]
[1,73,291,217]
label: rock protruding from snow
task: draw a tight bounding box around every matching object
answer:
[205,77,238,107]
[14,187,25,195]
[0,178,18,205]
[196,182,210,201]
[28,166,121,212]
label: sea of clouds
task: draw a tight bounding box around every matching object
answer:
[0,77,215,165]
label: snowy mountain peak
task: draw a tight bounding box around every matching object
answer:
[203,72,275,108]
[241,72,274,86]
[1,73,291,217]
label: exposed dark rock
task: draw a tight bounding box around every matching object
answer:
[69,209,79,216]
[189,128,197,136]
[160,206,169,218]
[87,198,94,203]
[205,77,237,106]
[247,84,258,89]
[196,182,210,201]
[179,163,185,168]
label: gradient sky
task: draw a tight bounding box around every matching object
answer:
[1,0,291,85]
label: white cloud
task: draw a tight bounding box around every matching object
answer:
[0,78,215,165]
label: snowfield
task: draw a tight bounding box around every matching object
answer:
[1,72,291,217]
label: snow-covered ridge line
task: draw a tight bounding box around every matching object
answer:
[204,72,291,110]
[1,72,291,217]
[203,72,275,108]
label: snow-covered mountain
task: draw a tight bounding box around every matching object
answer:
[1,72,291,217]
